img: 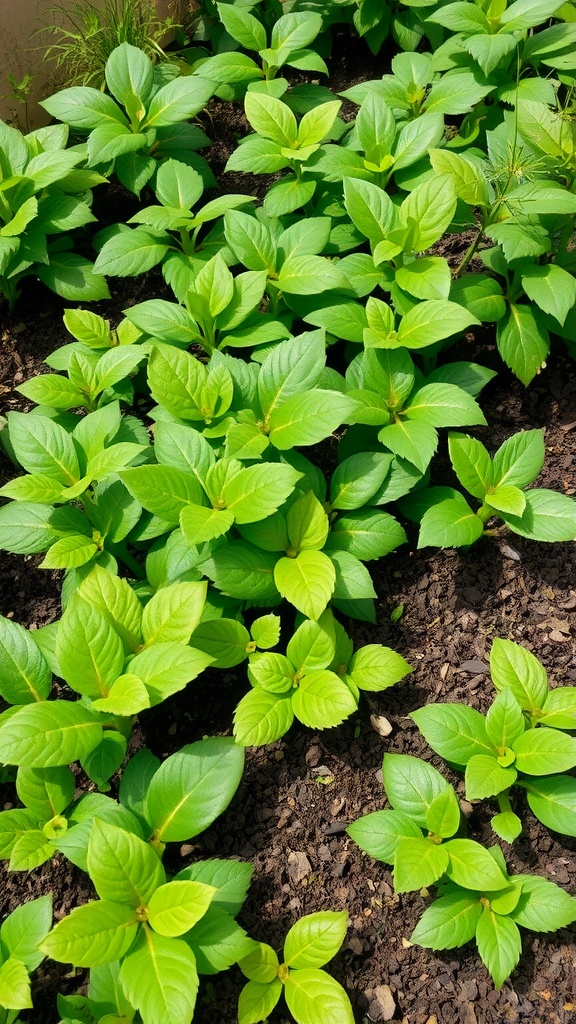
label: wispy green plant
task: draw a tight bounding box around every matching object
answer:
[41,0,178,89]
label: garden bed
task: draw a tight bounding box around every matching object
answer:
[2,279,576,1024]
[1,11,576,1024]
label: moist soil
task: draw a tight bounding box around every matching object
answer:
[1,32,576,1024]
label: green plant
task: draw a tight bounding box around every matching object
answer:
[42,0,179,89]
[347,753,510,894]
[400,428,576,547]
[237,910,354,1024]
[232,609,411,745]
[410,845,576,989]
[41,43,215,195]
[411,638,576,841]
[93,160,255,298]
[41,816,254,1024]
[0,896,53,1022]
[0,120,109,307]
[197,5,327,93]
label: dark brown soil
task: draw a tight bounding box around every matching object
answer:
[1,33,576,1024]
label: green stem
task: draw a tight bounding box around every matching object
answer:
[497,790,513,815]
[454,228,483,278]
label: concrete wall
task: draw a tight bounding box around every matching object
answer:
[0,0,189,129]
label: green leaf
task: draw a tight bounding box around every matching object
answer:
[286,615,336,673]
[244,93,297,147]
[0,894,52,971]
[522,776,576,837]
[41,901,139,967]
[411,892,482,951]
[394,837,449,893]
[397,302,478,350]
[277,255,348,295]
[284,911,347,969]
[497,305,549,385]
[148,880,216,937]
[383,753,449,826]
[396,257,452,301]
[221,463,301,524]
[275,550,336,620]
[191,618,250,669]
[522,264,576,326]
[491,811,522,845]
[330,453,392,511]
[142,581,206,646]
[75,564,143,653]
[378,420,437,474]
[465,755,517,800]
[539,687,576,730]
[418,496,484,549]
[186,906,254,974]
[347,809,422,863]
[119,929,199,1024]
[0,702,103,767]
[175,859,252,917]
[17,765,75,818]
[8,412,79,485]
[410,704,495,764]
[404,383,485,427]
[448,433,493,500]
[94,228,170,278]
[251,614,281,651]
[269,390,359,449]
[286,490,329,553]
[500,489,576,542]
[0,615,51,704]
[0,956,32,1010]
[326,510,407,561]
[425,786,461,839]
[284,968,355,1024]
[57,600,124,699]
[201,541,280,604]
[292,670,357,729]
[40,86,128,129]
[239,979,282,1024]
[217,3,266,50]
[489,638,548,712]
[485,484,526,517]
[485,689,526,750]
[87,819,165,907]
[344,177,398,244]
[142,75,213,128]
[145,737,244,842]
[249,653,294,694]
[512,727,576,775]
[348,645,410,693]
[120,465,204,523]
[445,839,510,891]
[475,907,521,989]
[258,330,325,418]
[225,210,276,273]
[510,875,576,932]
[234,688,294,746]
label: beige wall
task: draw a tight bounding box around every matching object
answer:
[0,0,189,129]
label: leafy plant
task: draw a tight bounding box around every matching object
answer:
[40,43,215,195]
[401,428,576,547]
[411,638,576,841]
[0,896,53,1022]
[93,160,255,298]
[347,753,511,894]
[237,910,354,1024]
[411,845,576,989]
[0,119,109,307]
[197,6,327,94]
[41,816,254,1024]
[232,609,411,745]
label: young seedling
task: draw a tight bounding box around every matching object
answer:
[348,754,512,894]
[411,846,576,989]
[401,428,576,548]
[238,911,354,1024]
[411,639,576,841]
[232,610,410,746]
